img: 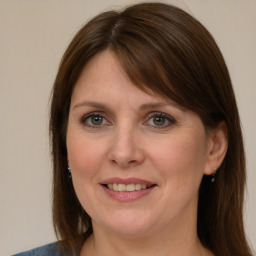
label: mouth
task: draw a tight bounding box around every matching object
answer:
[100,178,157,201]
[103,183,156,192]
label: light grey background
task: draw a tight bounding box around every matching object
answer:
[0,1,255,255]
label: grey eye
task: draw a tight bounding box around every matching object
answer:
[152,116,167,126]
[90,115,104,125]
[146,112,176,129]
[81,113,108,127]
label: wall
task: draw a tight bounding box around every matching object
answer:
[0,0,255,255]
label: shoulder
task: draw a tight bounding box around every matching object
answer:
[12,241,72,256]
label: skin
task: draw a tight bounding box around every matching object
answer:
[66,50,227,256]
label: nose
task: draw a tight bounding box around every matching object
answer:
[107,126,145,168]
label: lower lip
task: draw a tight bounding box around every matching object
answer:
[101,185,156,202]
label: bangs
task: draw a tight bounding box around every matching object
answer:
[105,6,226,127]
[107,12,187,106]
[112,39,180,103]
[106,9,212,116]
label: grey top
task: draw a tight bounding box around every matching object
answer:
[12,242,73,256]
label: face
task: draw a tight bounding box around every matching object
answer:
[66,50,214,238]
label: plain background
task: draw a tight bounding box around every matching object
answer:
[0,0,255,255]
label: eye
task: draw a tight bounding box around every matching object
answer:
[81,113,109,127]
[145,112,176,129]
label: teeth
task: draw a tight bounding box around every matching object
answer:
[107,183,149,192]
[118,184,126,191]
[127,184,135,191]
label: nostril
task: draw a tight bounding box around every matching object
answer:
[110,159,138,167]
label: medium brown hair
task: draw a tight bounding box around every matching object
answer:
[50,2,252,255]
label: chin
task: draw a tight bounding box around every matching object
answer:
[104,223,153,238]
[93,211,157,238]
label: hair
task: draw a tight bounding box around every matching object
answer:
[49,2,252,255]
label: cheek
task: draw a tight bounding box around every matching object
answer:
[148,132,207,185]
[66,131,106,179]
[146,133,208,218]
[66,132,107,212]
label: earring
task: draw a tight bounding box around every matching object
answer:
[67,165,72,178]
[211,168,217,183]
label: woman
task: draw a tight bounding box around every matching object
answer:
[14,2,253,256]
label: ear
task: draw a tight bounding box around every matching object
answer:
[204,121,228,175]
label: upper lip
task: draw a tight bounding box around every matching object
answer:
[100,177,155,186]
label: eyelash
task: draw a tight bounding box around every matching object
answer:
[144,112,176,129]
[80,112,109,128]
[80,111,176,129]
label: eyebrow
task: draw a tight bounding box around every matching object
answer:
[72,100,180,111]
[73,101,109,110]
[139,102,171,110]
[140,101,185,111]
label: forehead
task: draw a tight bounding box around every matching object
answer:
[74,49,131,91]
[71,49,183,111]
[72,50,159,104]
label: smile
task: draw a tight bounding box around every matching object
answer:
[101,178,157,201]
[106,183,151,192]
